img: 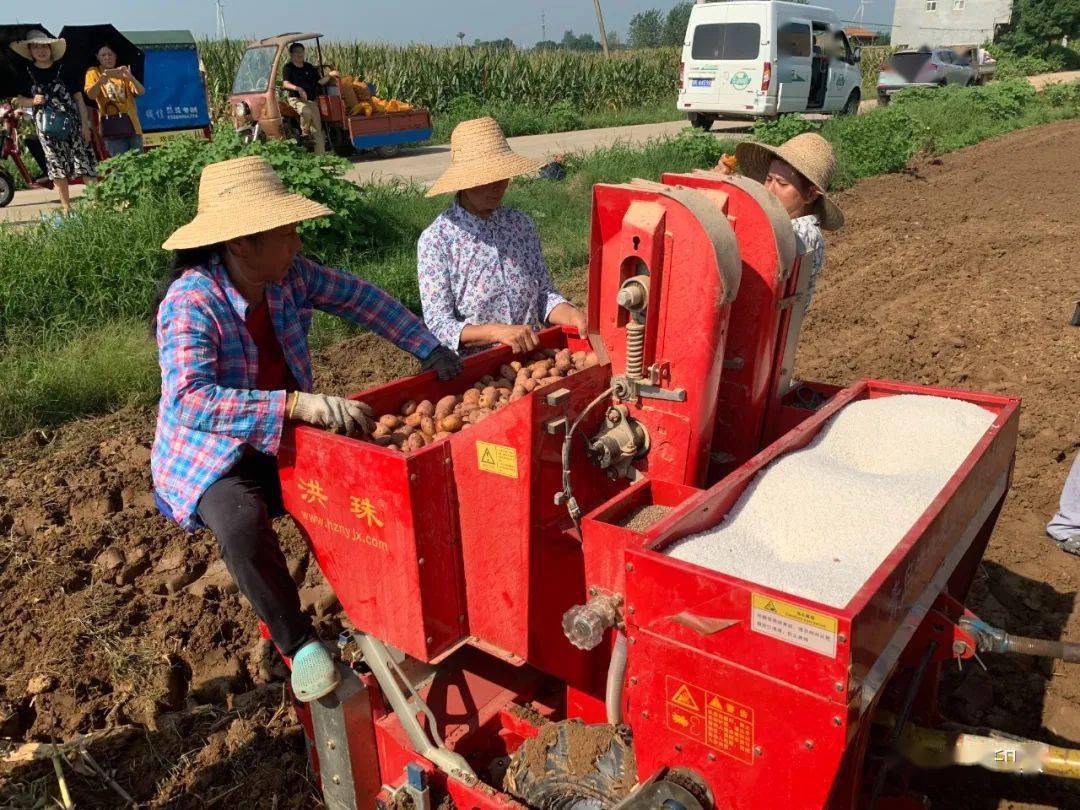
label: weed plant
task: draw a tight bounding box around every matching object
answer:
[2,80,1078,436]
[750,79,1080,187]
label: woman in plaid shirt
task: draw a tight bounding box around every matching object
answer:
[152,156,460,702]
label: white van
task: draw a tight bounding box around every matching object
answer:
[678,0,863,127]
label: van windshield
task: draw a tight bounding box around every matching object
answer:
[691,23,761,61]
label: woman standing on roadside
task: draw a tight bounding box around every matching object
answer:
[417,117,587,356]
[10,30,97,215]
[84,43,145,157]
[717,132,844,312]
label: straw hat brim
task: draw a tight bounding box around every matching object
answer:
[10,37,66,61]
[426,151,544,198]
[735,141,844,231]
[162,192,332,251]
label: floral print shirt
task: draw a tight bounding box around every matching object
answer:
[417,200,568,352]
[791,214,825,313]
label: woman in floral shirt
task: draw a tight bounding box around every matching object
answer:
[418,117,586,354]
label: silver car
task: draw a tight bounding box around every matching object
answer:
[876,48,977,105]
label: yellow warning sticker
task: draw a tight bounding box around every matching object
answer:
[476,441,519,478]
[664,675,755,765]
[751,593,839,657]
[670,684,700,712]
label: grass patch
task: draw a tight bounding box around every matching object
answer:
[431,98,681,142]
[0,321,158,438]
[751,79,1080,188]
[2,79,1079,437]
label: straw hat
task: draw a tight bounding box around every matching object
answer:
[10,30,66,61]
[426,117,544,198]
[162,156,332,250]
[735,133,844,231]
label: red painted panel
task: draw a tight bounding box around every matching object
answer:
[626,628,850,809]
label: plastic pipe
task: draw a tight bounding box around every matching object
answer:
[961,617,1080,662]
[354,632,476,779]
[901,725,1080,779]
[606,630,628,726]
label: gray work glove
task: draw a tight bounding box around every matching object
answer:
[421,345,463,381]
[288,392,374,436]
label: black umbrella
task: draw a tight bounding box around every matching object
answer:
[0,23,54,98]
[58,24,144,87]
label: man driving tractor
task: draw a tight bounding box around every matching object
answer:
[281,41,337,155]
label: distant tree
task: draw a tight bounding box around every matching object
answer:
[629,9,665,48]
[1000,0,1080,52]
[607,30,623,49]
[473,37,515,49]
[535,39,560,51]
[663,2,694,47]
[560,30,602,51]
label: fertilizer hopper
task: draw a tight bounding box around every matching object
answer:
[275,176,1080,809]
[596,379,1020,808]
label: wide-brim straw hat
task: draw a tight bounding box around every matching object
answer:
[10,30,66,61]
[426,117,544,198]
[735,133,844,231]
[162,155,332,250]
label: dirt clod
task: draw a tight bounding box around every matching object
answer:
[25,675,55,697]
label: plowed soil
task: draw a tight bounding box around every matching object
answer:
[2,120,1079,808]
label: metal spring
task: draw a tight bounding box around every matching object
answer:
[626,321,645,379]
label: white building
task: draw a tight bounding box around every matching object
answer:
[890,0,1013,48]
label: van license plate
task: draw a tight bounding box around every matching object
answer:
[690,78,713,88]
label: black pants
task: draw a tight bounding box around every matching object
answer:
[196,452,312,657]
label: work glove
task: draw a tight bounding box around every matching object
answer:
[288,392,374,437]
[420,345,463,381]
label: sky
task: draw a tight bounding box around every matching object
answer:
[31,0,898,47]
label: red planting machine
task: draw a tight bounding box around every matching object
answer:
[277,172,1079,809]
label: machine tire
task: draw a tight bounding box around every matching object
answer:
[375,144,402,159]
[503,720,636,809]
[0,169,14,209]
[839,89,861,116]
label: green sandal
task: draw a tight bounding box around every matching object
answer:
[291,640,341,702]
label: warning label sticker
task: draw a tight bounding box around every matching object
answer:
[750,593,839,657]
[664,676,754,765]
[476,441,518,478]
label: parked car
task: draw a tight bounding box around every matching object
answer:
[678,0,863,127]
[876,48,978,105]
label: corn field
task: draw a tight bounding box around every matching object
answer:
[198,39,894,122]
[199,39,681,116]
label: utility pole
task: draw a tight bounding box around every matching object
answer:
[541,11,547,43]
[592,0,610,56]
[216,0,228,39]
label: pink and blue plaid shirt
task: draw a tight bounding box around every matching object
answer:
[151,253,439,531]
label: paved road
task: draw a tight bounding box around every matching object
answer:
[4,69,1077,226]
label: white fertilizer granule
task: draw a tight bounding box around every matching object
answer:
[665,395,996,608]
